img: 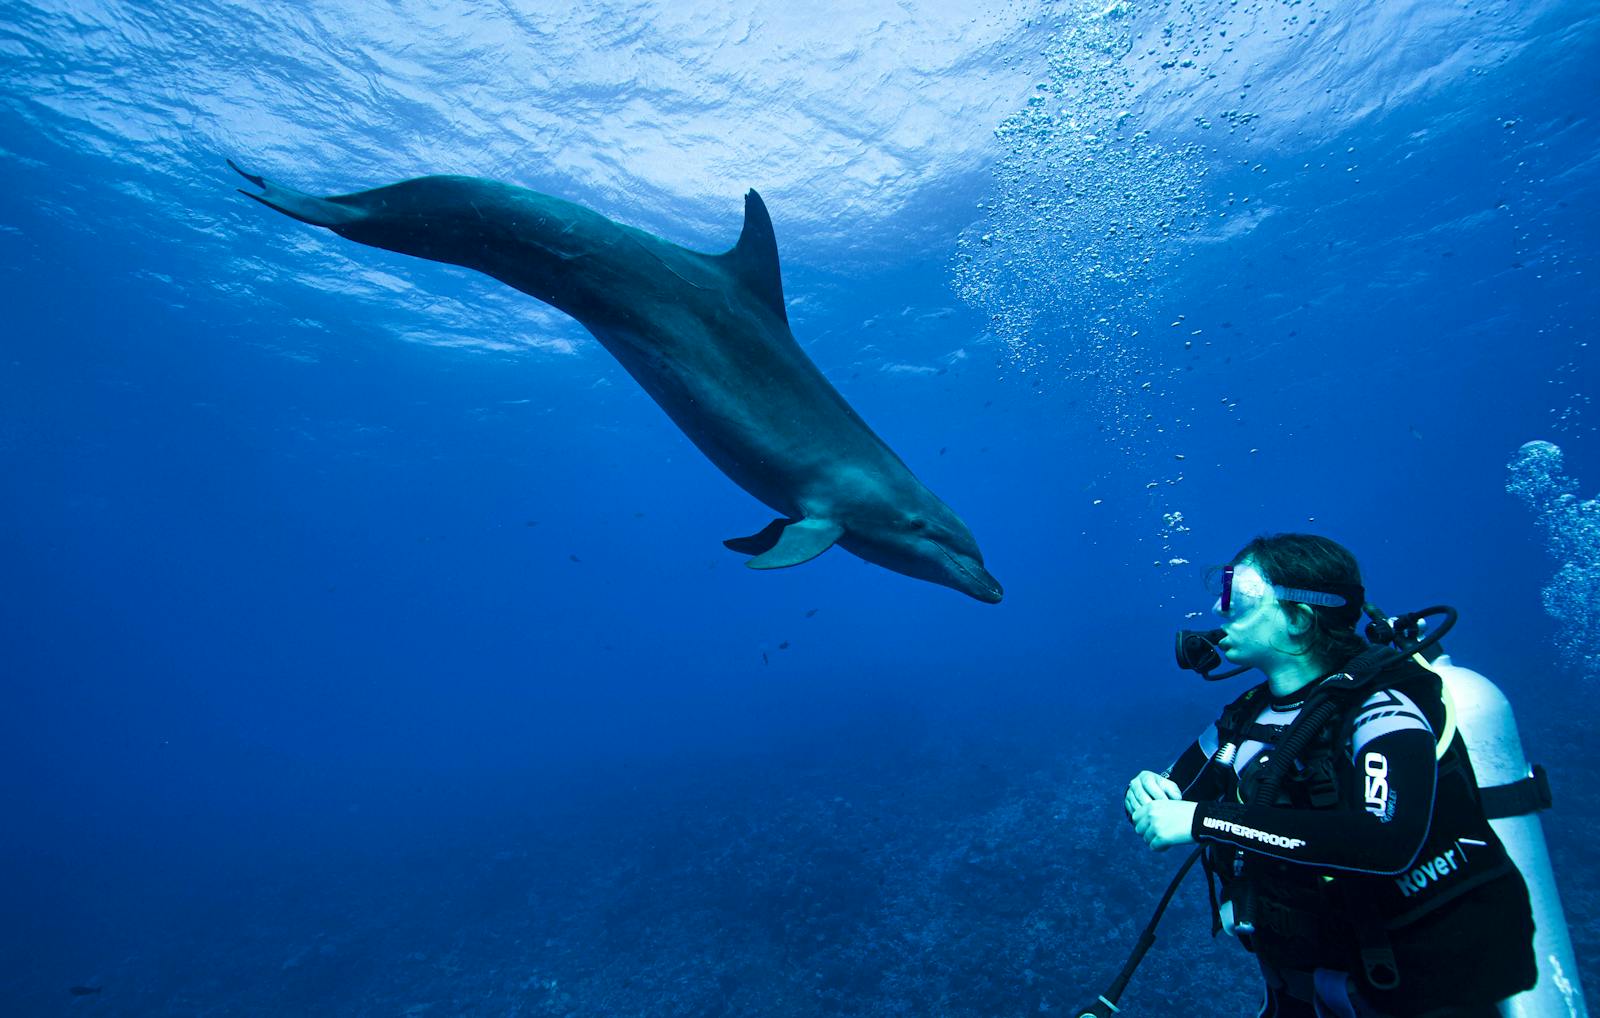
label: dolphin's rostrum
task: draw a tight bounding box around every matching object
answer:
[231,162,1001,603]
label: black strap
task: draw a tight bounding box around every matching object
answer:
[1479,764,1552,819]
[1303,756,1340,809]
[1337,880,1401,991]
[1216,683,1269,746]
[1240,721,1286,744]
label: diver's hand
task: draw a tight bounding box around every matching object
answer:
[1124,770,1182,816]
[1131,799,1197,852]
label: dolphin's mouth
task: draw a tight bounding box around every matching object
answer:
[928,539,1003,604]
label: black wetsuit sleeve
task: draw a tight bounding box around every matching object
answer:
[1170,740,1233,803]
[1189,726,1437,873]
[1126,728,1224,825]
[1166,741,1211,796]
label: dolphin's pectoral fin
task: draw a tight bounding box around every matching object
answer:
[735,518,844,570]
[723,518,795,555]
[228,160,367,230]
[718,190,789,324]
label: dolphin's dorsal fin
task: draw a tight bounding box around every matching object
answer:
[728,517,842,569]
[721,190,788,325]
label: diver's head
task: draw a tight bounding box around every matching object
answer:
[1209,533,1366,674]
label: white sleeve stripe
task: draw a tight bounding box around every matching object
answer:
[1355,688,1431,726]
[1353,708,1427,728]
[1352,712,1430,753]
[1351,686,1432,755]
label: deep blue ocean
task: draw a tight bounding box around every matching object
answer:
[3,1,1597,1015]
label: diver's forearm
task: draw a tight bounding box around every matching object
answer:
[1190,729,1436,873]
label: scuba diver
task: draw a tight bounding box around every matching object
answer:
[1124,534,1538,1017]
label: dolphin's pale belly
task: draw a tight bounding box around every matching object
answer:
[594,322,893,517]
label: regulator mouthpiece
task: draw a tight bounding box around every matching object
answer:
[1176,628,1225,674]
[1175,628,1248,681]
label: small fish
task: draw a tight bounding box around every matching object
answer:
[804,608,819,618]
[761,652,769,665]
[568,554,581,563]
[938,446,947,456]
[69,986,102,996]
[778,641,790,650]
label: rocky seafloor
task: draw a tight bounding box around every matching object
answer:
[11,702,1596,1017]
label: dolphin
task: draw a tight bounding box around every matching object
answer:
[230,161,1002,603]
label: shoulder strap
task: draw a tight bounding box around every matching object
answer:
[1246,647,1402,808]
[1317,646,1403,697]
[1216,682,1270,745]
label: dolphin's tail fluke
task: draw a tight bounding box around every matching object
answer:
[228,160,366,230]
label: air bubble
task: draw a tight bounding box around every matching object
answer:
[1508,440,1600,677]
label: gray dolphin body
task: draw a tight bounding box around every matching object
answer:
[231,162,1001,602]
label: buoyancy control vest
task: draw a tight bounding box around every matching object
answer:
[1206,652,1521,988]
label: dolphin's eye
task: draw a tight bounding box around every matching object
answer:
[908,518,928,531]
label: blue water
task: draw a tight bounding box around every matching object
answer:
[2,1,1597,1014]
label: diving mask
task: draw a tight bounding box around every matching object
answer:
[1210,562,1355,618]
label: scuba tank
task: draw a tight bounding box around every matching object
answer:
[1427,655,1587,1018]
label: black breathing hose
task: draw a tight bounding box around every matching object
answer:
[1072,847,1205,1018]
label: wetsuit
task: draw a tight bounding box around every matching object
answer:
[1160,656,1536,1017]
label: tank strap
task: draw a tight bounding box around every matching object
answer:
[1479,764,1553,819]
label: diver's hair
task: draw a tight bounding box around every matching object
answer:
[1231,533,1368,669]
